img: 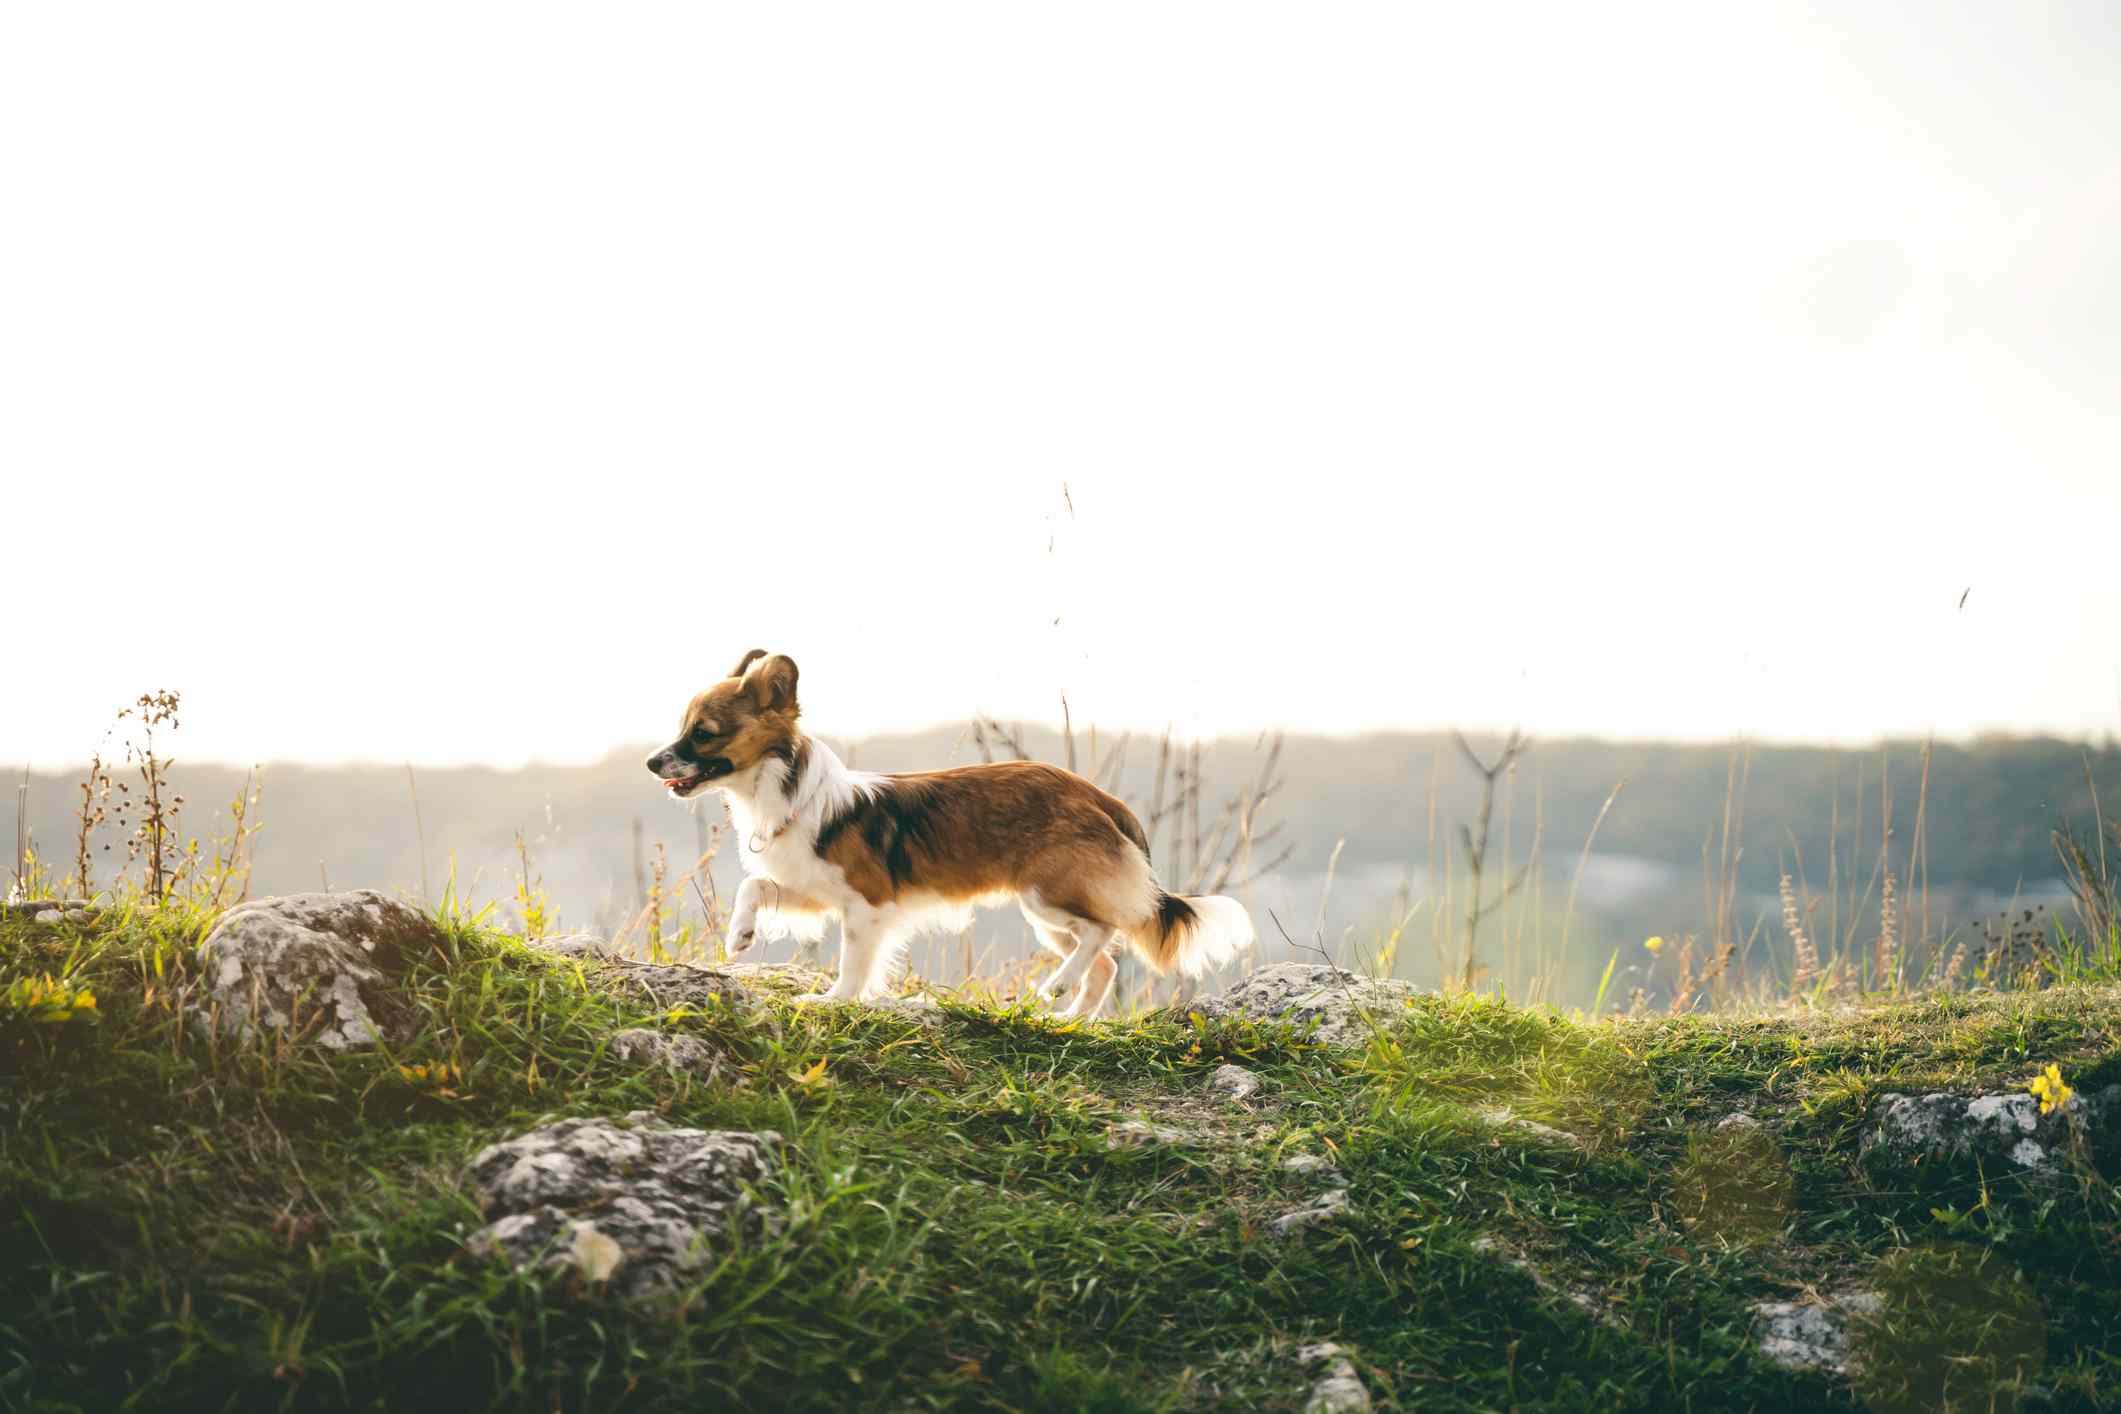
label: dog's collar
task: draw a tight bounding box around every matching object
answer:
[747,756,823,854]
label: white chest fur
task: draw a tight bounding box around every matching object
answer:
[716,747,865,910]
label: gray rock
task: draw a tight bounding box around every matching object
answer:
[524,943,846,1013]
[867,992,945,1024]
[593,960,752,1011]
[33,909,62,926]
[1280,1153,1341,1182]
[1297,1342,1370,1413]
[1862,1086,2118,1174]
[607,1029,722,1078]
[1106,1119,1194,1148]
[465,1111,779,1300]
[527,932,628,963]
[1715,1112,1763,1134]
[196,890,441,1052]
[1207,1063,1263,1100]
[1751,1292,1881,1374]
[1471,1235,1624,1329]
[719,961,835,993]
[1269,1188,1349,1239]
[1478,1105,1584,1148]
[1187,963,1424,1046]
[1,899,91,920]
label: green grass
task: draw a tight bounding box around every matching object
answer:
[3,898,2119,1412]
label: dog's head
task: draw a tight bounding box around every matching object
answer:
[644,649,801,800]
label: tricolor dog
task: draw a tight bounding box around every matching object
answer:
[644,650,1253,1014]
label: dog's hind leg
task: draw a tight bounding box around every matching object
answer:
[1035,921,1112,1006]
[1019,900,1076,996]
[1057,946,1118,1019]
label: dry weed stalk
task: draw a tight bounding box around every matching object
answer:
[204,769,264,908]
[109,691,184,901]
[74,752,112,896]
[1452,730,1530,992]
[1876,870,1899,992]
[2054,815,2119,949]
[1782,872,1818,988]
[1670,935,1699,1012]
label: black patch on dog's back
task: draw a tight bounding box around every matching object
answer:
[815,779,941,890]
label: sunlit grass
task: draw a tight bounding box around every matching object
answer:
[4,886,2117,1410]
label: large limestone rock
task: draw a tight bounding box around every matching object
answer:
[465,1111,780,1300]
[1187,963,1424,1045]
[1862,1085,2119,1175]
[197,890,441,1051]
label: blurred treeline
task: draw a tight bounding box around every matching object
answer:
[10,729,2117,989]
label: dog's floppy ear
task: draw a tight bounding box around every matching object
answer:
[743,654,799,711]
[728,648,769,680]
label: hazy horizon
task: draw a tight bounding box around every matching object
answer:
[11,716,2121,775]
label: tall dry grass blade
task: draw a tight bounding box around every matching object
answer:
[1910,738,1932,956]
[406,764,430,905]
[1558,778,1627,972]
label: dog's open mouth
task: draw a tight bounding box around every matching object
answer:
[663,758,733,797]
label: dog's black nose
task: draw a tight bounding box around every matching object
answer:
[645,750,672,776]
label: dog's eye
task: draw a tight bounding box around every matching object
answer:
[690,724,713,743]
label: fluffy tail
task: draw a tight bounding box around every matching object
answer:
[1125,892,1254,978]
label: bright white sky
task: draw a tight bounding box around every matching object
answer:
[5,3,2120,767]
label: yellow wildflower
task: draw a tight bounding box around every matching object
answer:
[1644,936,1666,955]
[4,972,98,1023]
[2028,1064,2075,1116]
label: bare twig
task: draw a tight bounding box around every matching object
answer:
[1451,729,1527,991]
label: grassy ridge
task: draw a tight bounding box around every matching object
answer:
[3,900,2119,1412]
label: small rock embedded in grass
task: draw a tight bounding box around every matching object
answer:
[867,992,944,1024]
[1470,1235,1625,1330]
[528,932,629,963]
[1269,1188,1348,1239]
[1296,1342,1370,1413]
[1715,1111,1762,1134]
[1278,1153,1341,1182]
[465,1111,779,1301]
[2,899,92,922]
[1106,1119,1194,1148]
[1750,1292,1880,1375]
[195,890,442,1052]
[1207,1063,1262,1100]
[1187,963,1425,1047]
[607,1029,722,1078]
[1477,1105,1583,1149]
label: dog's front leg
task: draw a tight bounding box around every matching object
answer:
[726,876,767,958]
[795,903,886,1004]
